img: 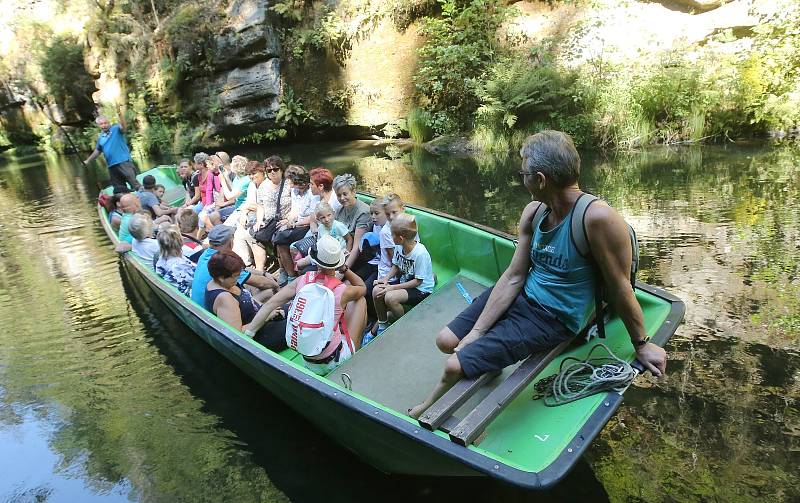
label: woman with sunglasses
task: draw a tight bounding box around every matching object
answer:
[232,156,291,270]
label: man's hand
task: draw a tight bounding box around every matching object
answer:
[454,328,483,353]
[635,342,667,377]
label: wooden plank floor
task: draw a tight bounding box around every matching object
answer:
[327,275,520,416]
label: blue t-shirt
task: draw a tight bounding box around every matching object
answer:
[524,206,595,334]
[137,189,160,215]
[119,213,134,244]
[392,242,435,293]
[232,176,250,208]
[190,248,252,305]
[96,124,132,167]
[318,220,349,249]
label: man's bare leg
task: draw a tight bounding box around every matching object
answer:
[409,352,463,418]
[408,328,461,418]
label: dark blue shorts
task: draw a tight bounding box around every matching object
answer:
[448,287,573,378]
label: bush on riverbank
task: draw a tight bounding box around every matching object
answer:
[411,0,800,151]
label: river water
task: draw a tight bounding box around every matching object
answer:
[0,141,797,502]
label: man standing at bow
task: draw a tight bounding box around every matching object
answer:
[84,104,140,194]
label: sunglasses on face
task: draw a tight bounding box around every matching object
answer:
[267,168,281,173]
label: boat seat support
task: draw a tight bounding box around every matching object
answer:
[448,338,573,447]
[418,369,500,431]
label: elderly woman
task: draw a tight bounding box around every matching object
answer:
[129,213,160,263]
[204,155,250,229]
[155,224,196,295]
[232,156,291,270]
[205,250,287,351]
[332,173,371,270]
[244,235,368,374]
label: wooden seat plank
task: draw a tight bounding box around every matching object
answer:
[448,339,573,447]
[418,369,500,431]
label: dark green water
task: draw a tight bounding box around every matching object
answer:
[0,142,798,502]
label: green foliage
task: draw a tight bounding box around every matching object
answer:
[35,34,95,117]
[276,88,313,131]
[271,0,306,22]
[382,118,408,139]
[414,0,512,134]
[407,107,433,143]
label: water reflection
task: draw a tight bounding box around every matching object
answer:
[0,141,798,501]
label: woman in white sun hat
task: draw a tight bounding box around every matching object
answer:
[245,234,368,374]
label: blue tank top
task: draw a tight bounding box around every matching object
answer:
[204,287,260,325]
[524,202,595,334]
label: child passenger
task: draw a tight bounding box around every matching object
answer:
[372,214,434,338]
[292,201,351,271]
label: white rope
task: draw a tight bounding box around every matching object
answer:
[533,343,638,406]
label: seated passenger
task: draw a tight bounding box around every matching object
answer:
[190,225,279,306]
[273,165,318,285]
[372,214,434,338]
[138,175,176,223]
[117,193,141,247]
[332,173,371,270]
[293,201,350,271]
[204,155,251,230]
[128,213,161,264]
[177,208,204,262]
[105,193,124,231]
[352,198,387,285]
[155,224,195,295]
[205,250,287,351]
[244,235,368,375]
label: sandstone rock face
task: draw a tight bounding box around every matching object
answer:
[216,59,281,109]
[214,0,280,71]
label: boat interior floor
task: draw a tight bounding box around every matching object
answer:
[327,274,524,418]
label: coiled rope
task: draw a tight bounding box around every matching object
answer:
[532,343,638,406]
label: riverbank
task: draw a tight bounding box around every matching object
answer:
[2,0,799,156]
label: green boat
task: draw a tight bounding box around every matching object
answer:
[98,165,684,490]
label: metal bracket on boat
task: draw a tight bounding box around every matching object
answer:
[341,373,353,390]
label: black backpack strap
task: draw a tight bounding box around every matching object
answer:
[570,193,599,258]
[530,201,548,235]
[569,193,606,338]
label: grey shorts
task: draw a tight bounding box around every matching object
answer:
[109,160,140,193]
[448,287,573,378]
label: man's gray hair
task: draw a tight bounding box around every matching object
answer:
[193,152,209,165]
[128,213,154,241]
[519,130,580,188]
[95,116,108,124]
[332,173,357,193]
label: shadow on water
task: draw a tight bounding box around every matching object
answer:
[119,262,610,502]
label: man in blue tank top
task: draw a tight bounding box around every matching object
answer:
[409,130,667,418]
[84,105,141,194]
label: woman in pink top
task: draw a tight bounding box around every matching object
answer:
[244,235,367,374]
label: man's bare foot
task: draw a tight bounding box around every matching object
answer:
[408,403,427,419]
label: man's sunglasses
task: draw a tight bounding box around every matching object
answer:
[267,167,281,173]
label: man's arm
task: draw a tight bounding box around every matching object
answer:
[84,148,101,165]
[244,281,299,334]
[151,204,177,217]
[455,201,538,350]
[116,104,126,132]
[585,203,666,377]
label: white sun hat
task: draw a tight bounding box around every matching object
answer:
[309,234,347,269]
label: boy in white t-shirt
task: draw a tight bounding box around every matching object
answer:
[372,214,434,338]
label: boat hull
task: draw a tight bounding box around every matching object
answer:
[98,166,685,489]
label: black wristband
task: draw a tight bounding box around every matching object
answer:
[633,336,650,348]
